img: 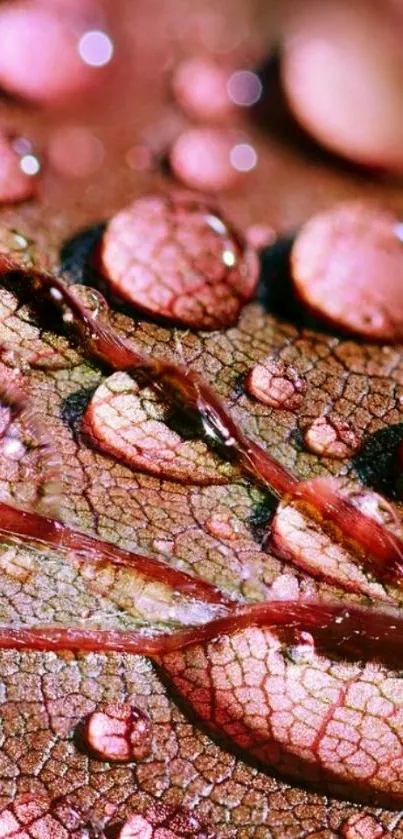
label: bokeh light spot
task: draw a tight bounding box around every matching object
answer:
[227,70,262,107]
[230,143,257,172]
[78,30,114,67]
[20,154,40,176]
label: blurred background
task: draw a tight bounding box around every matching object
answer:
[1,0,403,240]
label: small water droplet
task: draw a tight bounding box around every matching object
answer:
[82,702,152,763]
[340,812,385,839]
[304,413,361,459]
[205,512,239,541]
[246,357,306,410]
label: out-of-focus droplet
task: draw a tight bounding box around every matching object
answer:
[48,125,104,178]
[230,142,258,172]
[2,437,26,460]
[82,702,152,763]
[291,201,403,341]
[170,127,245,191]
[0,135,37,202]
[227,70,262,106]
[172,57,233,123]
[0,4,106,105]
[282,1,403,170]
[304,413,361,459]
[245,357,306,410]
[78,30,114,67]
[19,154,40,176]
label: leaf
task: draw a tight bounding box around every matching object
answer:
[1,47,403,839]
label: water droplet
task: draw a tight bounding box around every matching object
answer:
[118,803,215,839]
[82,702,152,762]
[118,815,153,839]
[245,357,306,410]
[170,127,246,192]
[340,812,385,839]
[2,436,26,460]
[304,413,361,459]
[205,512,239,541]
[99,193,258,329]
[172,57,233,123]
[69,284,109,319]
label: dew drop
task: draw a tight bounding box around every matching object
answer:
[82,702,152,763]
[2,436,26,460]
[172,57,233,123]
[118,815,153,839]
[169,127,246,192]
[291,201,403,341]
[205,512,240,541]
[245,357,306,410]
[98,193,259,329]
[304,413,360,459]
[340,812,385,839]
[118,803,215,839]
[69,284,109,319]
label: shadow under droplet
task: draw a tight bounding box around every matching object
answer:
[61,386,97,432]
[352,423,403,499]
[59,222,105,286]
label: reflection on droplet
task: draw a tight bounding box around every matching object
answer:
[20,154,40,176]
[230,142,257,172]
[395,222,403,242]
[2,437,26,460]
[222,248,236,267]
[78,30,114,67]
[227,70,263,106]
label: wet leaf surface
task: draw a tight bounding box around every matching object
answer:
[2,2,403,835]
